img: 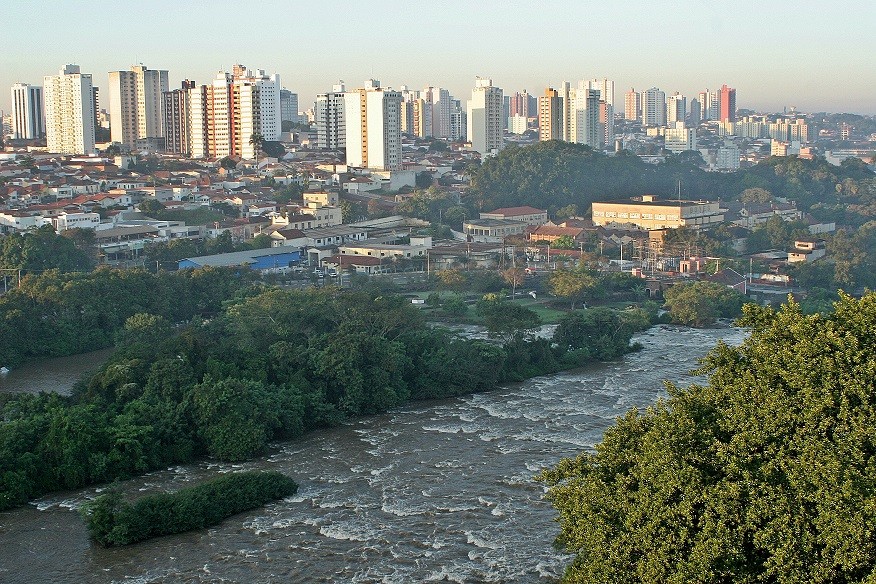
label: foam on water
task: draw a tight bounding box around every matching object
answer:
[2,326,746,584]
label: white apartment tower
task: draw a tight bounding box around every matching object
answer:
[10,83,44,139]
[316,82,346,149]
[642,87,667,127]
[467,78,503,156]
[667,93,687,125]
[44,65,95,154]
[569,85,602,148]
[424,86,452,139]
[108,64,169,149]
[344,80,402,171]
[449,99,466,141]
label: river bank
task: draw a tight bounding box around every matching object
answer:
[0,325,747,584]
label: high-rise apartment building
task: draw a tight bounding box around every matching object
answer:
[642,87,666,127]
[44,65,95,154]
[10,83,44,139]
[538,87,563,141]
[186,65,281,159]
[315,82,346,149]
[344,80,402,171]
[688,98,701,127]
[718,84,736,122]
[667,93,687,125]
[708,90,720,121]
[279,89,299,124]
[587,78,614,145]
[449,100,466,141]
[624,88,641,122]
[412,98,432,138]
[163,80,195,154]
[467,78,503,156]
[423,86,452,139]
[568,84,602,148]
[108,64,169,149]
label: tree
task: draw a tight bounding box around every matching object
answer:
[553,307,636,361]
[551,235,576,250]
[740,187,773,204]
[139,198,164,216]
[554,204,579,221]
[475,297,541,343]
[260,140,285,160]
[415,171,434,189]
[502,267,525,299]
[436,268,465,291]
[662,280,746,326]
[0,225,93,273]
[219,157,237,170]
[540,294,876,583]
[249,133,264,166]
[548,267,597,309]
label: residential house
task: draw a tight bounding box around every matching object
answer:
[787,238,826,263]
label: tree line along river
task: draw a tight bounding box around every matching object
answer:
[0,325,746,584]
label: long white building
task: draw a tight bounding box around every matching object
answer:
[344,80,402,171]
[10,83,44,140]
[467,78,503,156]
[44,65,95,154]
[108,64,169,149]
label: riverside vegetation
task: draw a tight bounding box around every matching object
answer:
[0,266,649,512]
[81,471,298,547]
[540,293,876,583]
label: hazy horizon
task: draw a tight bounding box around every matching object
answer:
[2,0,874,116]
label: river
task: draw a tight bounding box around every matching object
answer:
[0,348,114,396]
[0,326,746,584]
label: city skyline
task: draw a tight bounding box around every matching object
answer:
[1,0,873,116]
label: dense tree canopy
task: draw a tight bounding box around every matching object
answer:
[541,293,876,583]
[663,280,747,326]
[465,141,875,224]
[0,225,93,274]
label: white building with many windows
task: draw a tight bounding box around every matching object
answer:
[44,65,95,154]
[108,64,168,149]
[467,78,503,156]
[10,83,44,140]
[344,80,402,171]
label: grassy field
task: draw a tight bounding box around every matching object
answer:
[507,296,567,324]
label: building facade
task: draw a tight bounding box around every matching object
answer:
[44,64,95,154]
[624,88,641,121]
[538,87,563,141]
[642,87,666,127]
[163,80,194,154]
[344,80,402,171]
[10,83,44,140]
[467,78,503,155]
[108,64,169,149]
[591,195,723,230]
[315,82,346,149]
[718,84,736,123]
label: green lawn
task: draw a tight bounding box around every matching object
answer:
[507,297,567,324]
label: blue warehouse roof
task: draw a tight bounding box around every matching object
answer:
[179,247,302,270]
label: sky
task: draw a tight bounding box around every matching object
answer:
[1,0,874,115]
